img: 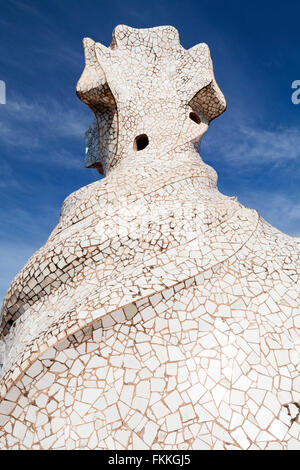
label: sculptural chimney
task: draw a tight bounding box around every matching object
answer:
[0,26,299,450]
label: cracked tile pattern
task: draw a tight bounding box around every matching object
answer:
[0,25,299,450]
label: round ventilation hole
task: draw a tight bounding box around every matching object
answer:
[133,134,149,151]
[189,112,201,124]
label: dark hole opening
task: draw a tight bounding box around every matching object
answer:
[134,134,149,151]
[189,112,201,124]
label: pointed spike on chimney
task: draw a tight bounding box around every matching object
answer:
[82,37,96,65]
[76,38,107,104]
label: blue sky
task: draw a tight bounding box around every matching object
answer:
[0,0,300,301]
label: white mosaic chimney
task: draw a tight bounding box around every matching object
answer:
[0,25,299,450]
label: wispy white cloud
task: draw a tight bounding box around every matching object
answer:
[204,120,300,168]
[49,149,84,169]
[0,93,91,170]
[8,0,42,16]
[202,117,300,236]
[2,94,89,139]
[34,42,85,68]
[0,160,23,190]
[1,202,58,232]
[0,120,41,148]
[239,190,300,237]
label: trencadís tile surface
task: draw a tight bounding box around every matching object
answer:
[0,25,299,450]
